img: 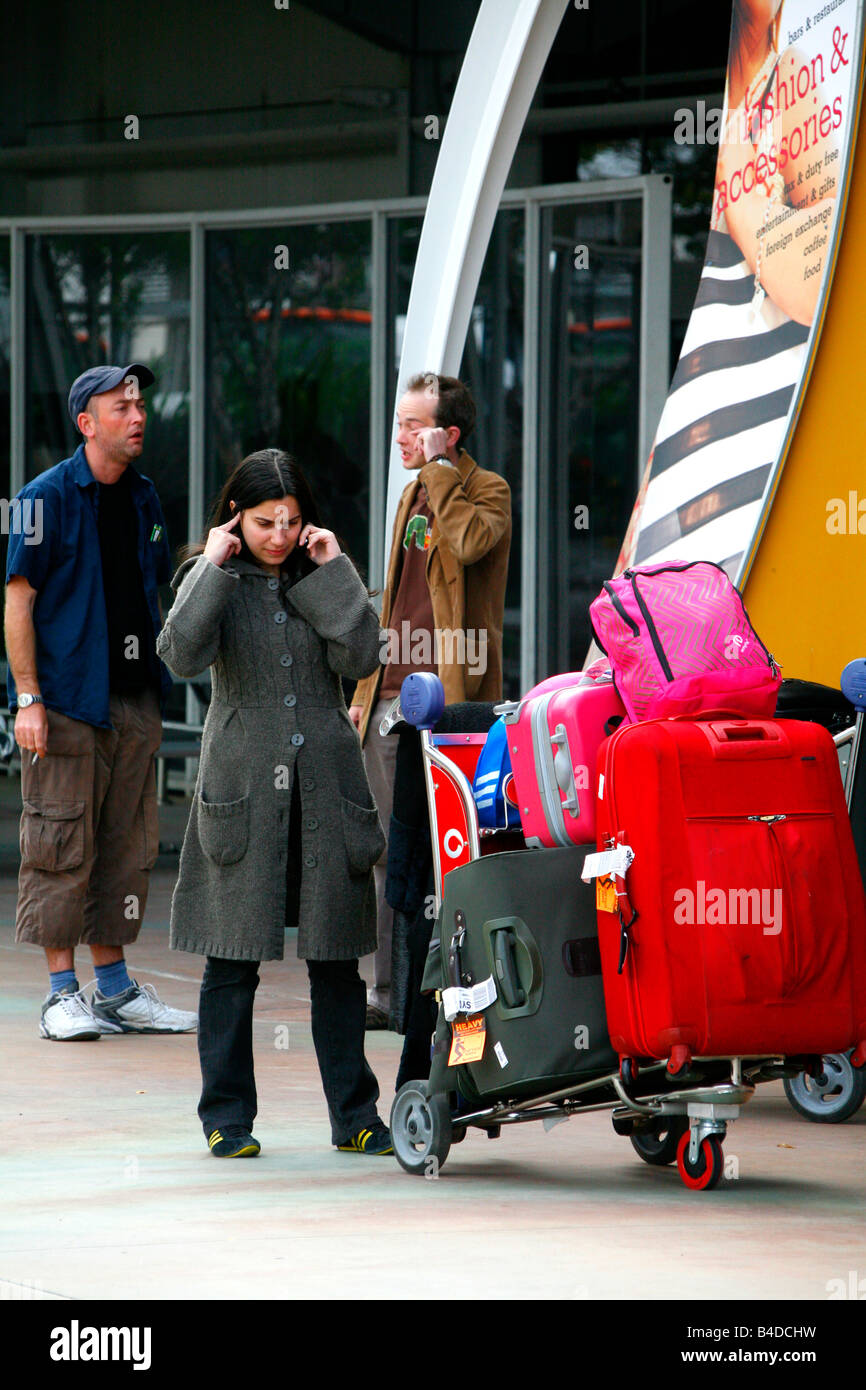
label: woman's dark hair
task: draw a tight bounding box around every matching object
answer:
[183,448,321,582]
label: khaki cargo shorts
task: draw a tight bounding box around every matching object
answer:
[15,690,162,950]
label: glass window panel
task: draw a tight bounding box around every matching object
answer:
[386,209,525,697]
[573,134,718,376]
[25,231,190,718]
[206,221,372,580]
[25,231,190,545]
[537,196,643,678]
[643,134,720,372]
[457,210,524,698]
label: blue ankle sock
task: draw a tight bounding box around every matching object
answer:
[49,969,79,996]
[95,959,134,998]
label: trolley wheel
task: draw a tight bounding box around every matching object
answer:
[620,1057,639,1088]
[783,1051,866,1123]
[390,1082,452,1176]
[630,1115,689,1166]
[676,1130,724,1191]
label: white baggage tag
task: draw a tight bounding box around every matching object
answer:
[581,845,635,883]
[441,975,498,1021]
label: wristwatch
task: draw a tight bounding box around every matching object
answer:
[430,454,456,467]
[17,694,43,708]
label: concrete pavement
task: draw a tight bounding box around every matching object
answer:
[3,862,866,1302]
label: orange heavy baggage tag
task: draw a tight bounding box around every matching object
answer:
[595,873,617,914]
[448,1015,486,1065]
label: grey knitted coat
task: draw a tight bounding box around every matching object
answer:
[156,552,386,961]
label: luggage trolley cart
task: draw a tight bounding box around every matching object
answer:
[388,675,803,1193]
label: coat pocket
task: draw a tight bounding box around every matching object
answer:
[197,793,250,867]
[21,799,86,873]
[340,796,386,876]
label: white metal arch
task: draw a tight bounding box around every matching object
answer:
[384,0,571,552]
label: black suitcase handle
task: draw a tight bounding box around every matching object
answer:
[491,927,526,1009]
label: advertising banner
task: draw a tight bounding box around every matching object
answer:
[618,0,865,581]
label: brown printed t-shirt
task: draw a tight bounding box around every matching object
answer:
[380,490,437,697]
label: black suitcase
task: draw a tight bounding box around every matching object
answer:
[774,678,855,734]
[428,846,617,1102]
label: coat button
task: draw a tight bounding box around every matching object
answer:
[305,817,318,831]
[274,611,287,624]
[283,694,297,707]
[280,654,293,666]
[304,853,317,868]
[267,577,279,590]
[302,778,315,791]
[291,732,305,747]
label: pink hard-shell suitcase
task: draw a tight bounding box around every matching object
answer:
[498,665,626,849]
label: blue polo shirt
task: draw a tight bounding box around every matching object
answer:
[6,444,173,729]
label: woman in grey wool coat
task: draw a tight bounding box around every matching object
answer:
[156,449,394,1158]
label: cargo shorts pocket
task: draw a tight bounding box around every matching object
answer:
[197,793,250,867]
[340,796,386,876]
[20,799,86,873]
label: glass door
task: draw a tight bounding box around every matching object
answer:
[536,195,643,678]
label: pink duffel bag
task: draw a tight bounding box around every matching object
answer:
[589,560,781,724]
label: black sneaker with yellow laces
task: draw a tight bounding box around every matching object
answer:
[336,1121,394,1155]
[207,1126,261,1158]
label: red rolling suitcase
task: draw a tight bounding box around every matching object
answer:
[593,716,866,1071]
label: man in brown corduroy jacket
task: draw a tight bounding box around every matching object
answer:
[349,373,511,1026]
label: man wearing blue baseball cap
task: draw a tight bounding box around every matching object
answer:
[4,364,197,1040]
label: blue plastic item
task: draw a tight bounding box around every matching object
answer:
[840,659,866,710]
[400,672,446,730]
[472,717,521,830]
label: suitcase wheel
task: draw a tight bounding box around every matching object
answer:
[783,1051,866,1123]
[629,1115,689,1166]
[390,1081,453,1176]
[676,1130,724,1191]
[666,1044,693,1079]
[619,1057,639,1088]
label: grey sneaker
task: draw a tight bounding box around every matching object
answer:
[89,979,198,1034]
[40,986,107,1041]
